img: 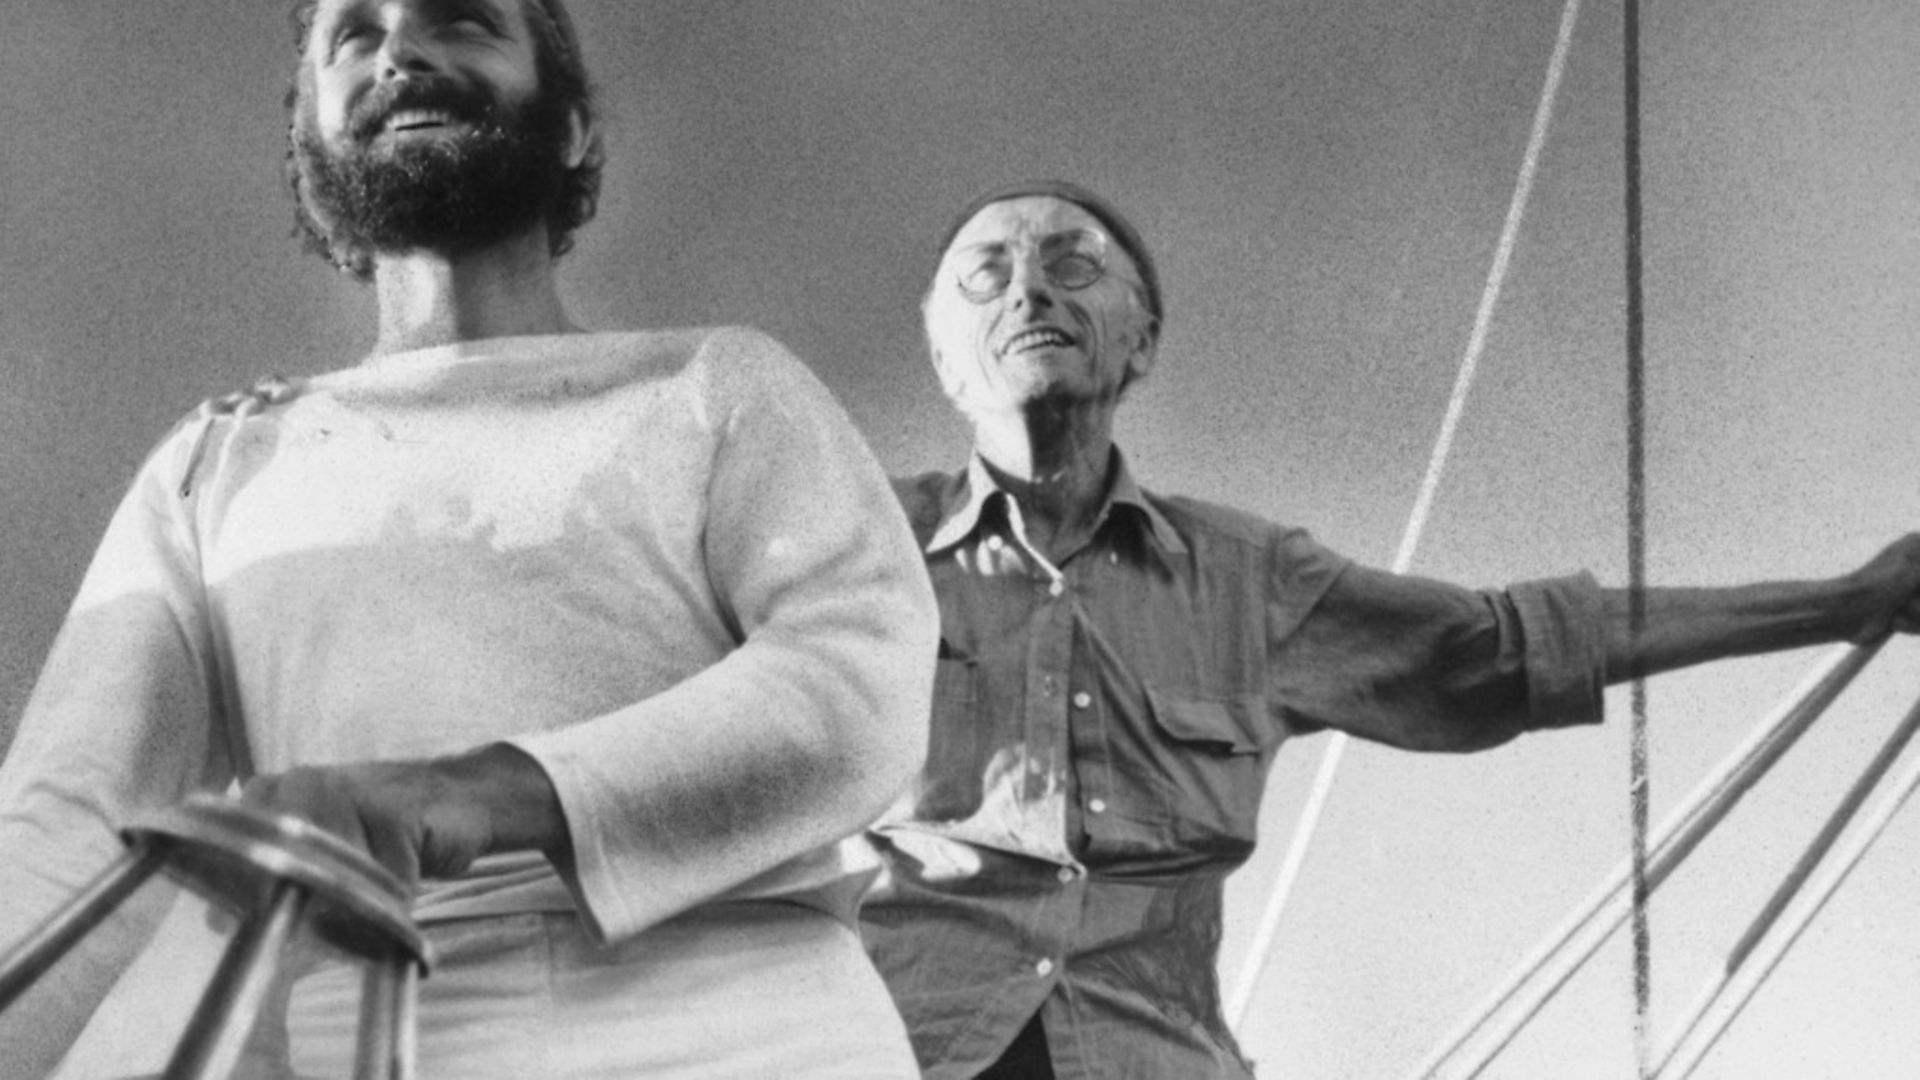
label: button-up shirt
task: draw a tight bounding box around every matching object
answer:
[862,452,1607,1079]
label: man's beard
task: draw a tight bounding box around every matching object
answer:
[293,77,573,265]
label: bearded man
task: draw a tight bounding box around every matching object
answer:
[858,181,1920,1079]
[0,2,935,1076]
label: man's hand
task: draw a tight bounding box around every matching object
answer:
[1840,533,1920,642]
[238,743,568,891]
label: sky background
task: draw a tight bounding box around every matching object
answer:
[3,1,1917,1076]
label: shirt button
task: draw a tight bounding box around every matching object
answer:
[1056,866,1076,884]
[1088,798,1108,814]
[986,535,1005,552]
[1035,958,1055,977]
[1071,691,1092,709]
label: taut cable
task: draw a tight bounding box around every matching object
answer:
[1652,685,1920,1076]
[1225,0,1589,1033]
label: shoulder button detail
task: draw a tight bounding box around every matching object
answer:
[179,375,303,497]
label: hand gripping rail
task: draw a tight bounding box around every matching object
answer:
[0,793,432,1080]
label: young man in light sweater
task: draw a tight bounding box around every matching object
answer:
[0,2,936,1075]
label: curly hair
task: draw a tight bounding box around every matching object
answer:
[284,0,604,278]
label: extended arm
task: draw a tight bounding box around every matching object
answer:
[1600,534,1920,682]
[1271,532,1920,753]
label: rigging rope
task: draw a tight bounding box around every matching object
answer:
[1653,688,1920,1077]
[1225,0,1589,1032]
[1622,0,1654,1073]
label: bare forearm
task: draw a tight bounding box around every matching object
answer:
[1600,578,1865,683]
[1600,535,1920,682]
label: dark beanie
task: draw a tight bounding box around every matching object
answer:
[934,181,1164,326]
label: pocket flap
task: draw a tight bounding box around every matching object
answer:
[1145,688,1260,755]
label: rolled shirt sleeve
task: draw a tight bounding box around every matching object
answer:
[1509,573,1609,731]
[1273,546,1607,752]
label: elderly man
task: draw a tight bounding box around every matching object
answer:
[0,2,934,1076]
[858,180,1920,1079]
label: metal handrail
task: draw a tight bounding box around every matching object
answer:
[1404,639,1887,1078]
[1650,687,1920,1077]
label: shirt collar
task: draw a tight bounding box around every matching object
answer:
[924,447,1188,558]
[1105,450,1188,556]
[924,455,1005,554]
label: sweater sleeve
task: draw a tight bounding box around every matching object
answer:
[0,416,233,1072]
[512,329,939,943]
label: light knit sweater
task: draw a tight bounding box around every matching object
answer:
[0,328,937,1065]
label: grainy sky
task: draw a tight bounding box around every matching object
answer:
[4,1,1917,1076]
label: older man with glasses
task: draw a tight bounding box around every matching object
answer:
[859,180,1920,1080]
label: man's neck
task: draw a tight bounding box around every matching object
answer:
[973,397,1117,555]
[368,230,580,356]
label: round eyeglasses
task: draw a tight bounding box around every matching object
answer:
[950,229,1111,304]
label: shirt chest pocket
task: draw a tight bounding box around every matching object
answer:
[1098,687,1268,865]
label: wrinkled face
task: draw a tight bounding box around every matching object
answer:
[924,197,1158,419]
[291,0,584,268]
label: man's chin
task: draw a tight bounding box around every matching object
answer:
[959,378,1111,420]
[293,89,574,272]
[1000,354,1105,395]
[299,153,557,263]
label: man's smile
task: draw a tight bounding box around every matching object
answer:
[381,108,463,135]
[998,327,1077,356]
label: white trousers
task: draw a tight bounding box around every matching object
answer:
[239,904,918,1079]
